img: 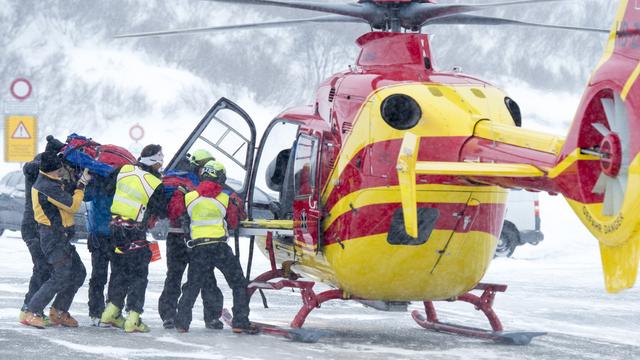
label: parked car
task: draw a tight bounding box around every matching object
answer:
[0,170,89,239]
[495,190,544,257]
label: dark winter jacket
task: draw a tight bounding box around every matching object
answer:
[21,154,42,240]
[32,171,84,231]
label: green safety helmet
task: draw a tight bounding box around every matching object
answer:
[190,149,215,166]
[201,160,226,183]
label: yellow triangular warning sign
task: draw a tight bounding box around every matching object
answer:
[11,121,31,139]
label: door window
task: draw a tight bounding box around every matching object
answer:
[252,120,299,220]
[167,99,256,196]
[293,135,319,198]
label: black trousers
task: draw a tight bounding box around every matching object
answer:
[27,226,86,314]
[158,233,223,322]
[176,242,250,330]
[106,225,151,314]
[87,234,112,318]
[22,236,52,308]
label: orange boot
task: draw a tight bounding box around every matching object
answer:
[49,307,79,327]
[21,312,47,329]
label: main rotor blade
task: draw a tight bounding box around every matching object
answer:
[422,14,609,33]
[401,0,574,27]
[114,15,364,38]
[200,0,375,20]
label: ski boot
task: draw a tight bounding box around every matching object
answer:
[49,307,79,327]
[124,311,150,333]
[21,312,47,329]
[205,319,224,330]
[162,319,175,329]
[20,306,50,326]
[232,322,259,335]
[100,303,125,329]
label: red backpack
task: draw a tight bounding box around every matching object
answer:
[96,145,136,168]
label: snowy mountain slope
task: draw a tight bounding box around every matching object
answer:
[0,0,617,141]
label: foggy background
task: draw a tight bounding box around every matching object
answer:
[0,0,617,143]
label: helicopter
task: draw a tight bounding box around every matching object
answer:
[117,0,640,344]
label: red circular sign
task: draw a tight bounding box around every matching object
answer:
[129,123,145,142]
[10,78,32,100]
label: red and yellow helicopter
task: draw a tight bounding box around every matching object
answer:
[119,0,640,344]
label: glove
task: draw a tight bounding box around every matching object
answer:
[78,169,91,188]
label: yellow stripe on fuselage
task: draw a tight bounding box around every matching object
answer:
[592,0,629,75]
[324,184,507,231]
[321,83,516,204]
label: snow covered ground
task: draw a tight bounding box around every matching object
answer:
[0,193,638,360]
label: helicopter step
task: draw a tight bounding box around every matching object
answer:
[221,309,326,343]
[411,283,546,345]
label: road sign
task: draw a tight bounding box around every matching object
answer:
[129,123,144,143]
[4,115,37,162]
[9,78,32,101]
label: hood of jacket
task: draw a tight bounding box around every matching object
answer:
[196,180,223,199]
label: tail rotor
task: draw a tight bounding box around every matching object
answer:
[590,92,631,216]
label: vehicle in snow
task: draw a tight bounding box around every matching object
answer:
[496,190,544,257]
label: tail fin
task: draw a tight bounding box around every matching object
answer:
[555,1,640,293]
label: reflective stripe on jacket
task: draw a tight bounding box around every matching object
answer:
[110,164,161,222]
[185,190,230,240]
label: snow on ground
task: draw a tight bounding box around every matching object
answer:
[0,204,639,360]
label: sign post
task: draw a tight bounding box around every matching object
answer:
[4,78,38,162]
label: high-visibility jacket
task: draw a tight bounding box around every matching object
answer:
[185,190,230,240]
[111,164,162,222]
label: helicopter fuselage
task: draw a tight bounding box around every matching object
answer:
[253,32,562,301]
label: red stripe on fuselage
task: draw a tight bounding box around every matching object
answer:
[324,136,469,211]
[324,202,505,246]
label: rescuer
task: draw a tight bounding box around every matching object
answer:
[21,151,90,328]
[100,144,167,333]
[18,136,66,326]
[159,149,225,330]
[173,160,256,334]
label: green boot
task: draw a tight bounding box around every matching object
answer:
[100,303,125,329]
[124,311,149,333]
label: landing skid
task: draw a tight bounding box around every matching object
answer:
[411,283,546,345]
[221,309,324,343]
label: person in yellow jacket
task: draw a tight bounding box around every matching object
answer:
[174,160,257,334]
[21,152,90,329]
[100,144,167,333]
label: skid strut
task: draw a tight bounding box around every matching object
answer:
[248,272,353,328]
[412,283,546,345]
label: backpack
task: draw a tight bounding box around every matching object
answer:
[96,145,136,168]
[61,133,136,177]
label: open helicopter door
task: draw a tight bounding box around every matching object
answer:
[166,97,256,202]
[291,133,322,253]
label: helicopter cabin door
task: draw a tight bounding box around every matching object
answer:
[292,133,322,253]
[166,97,256,202]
